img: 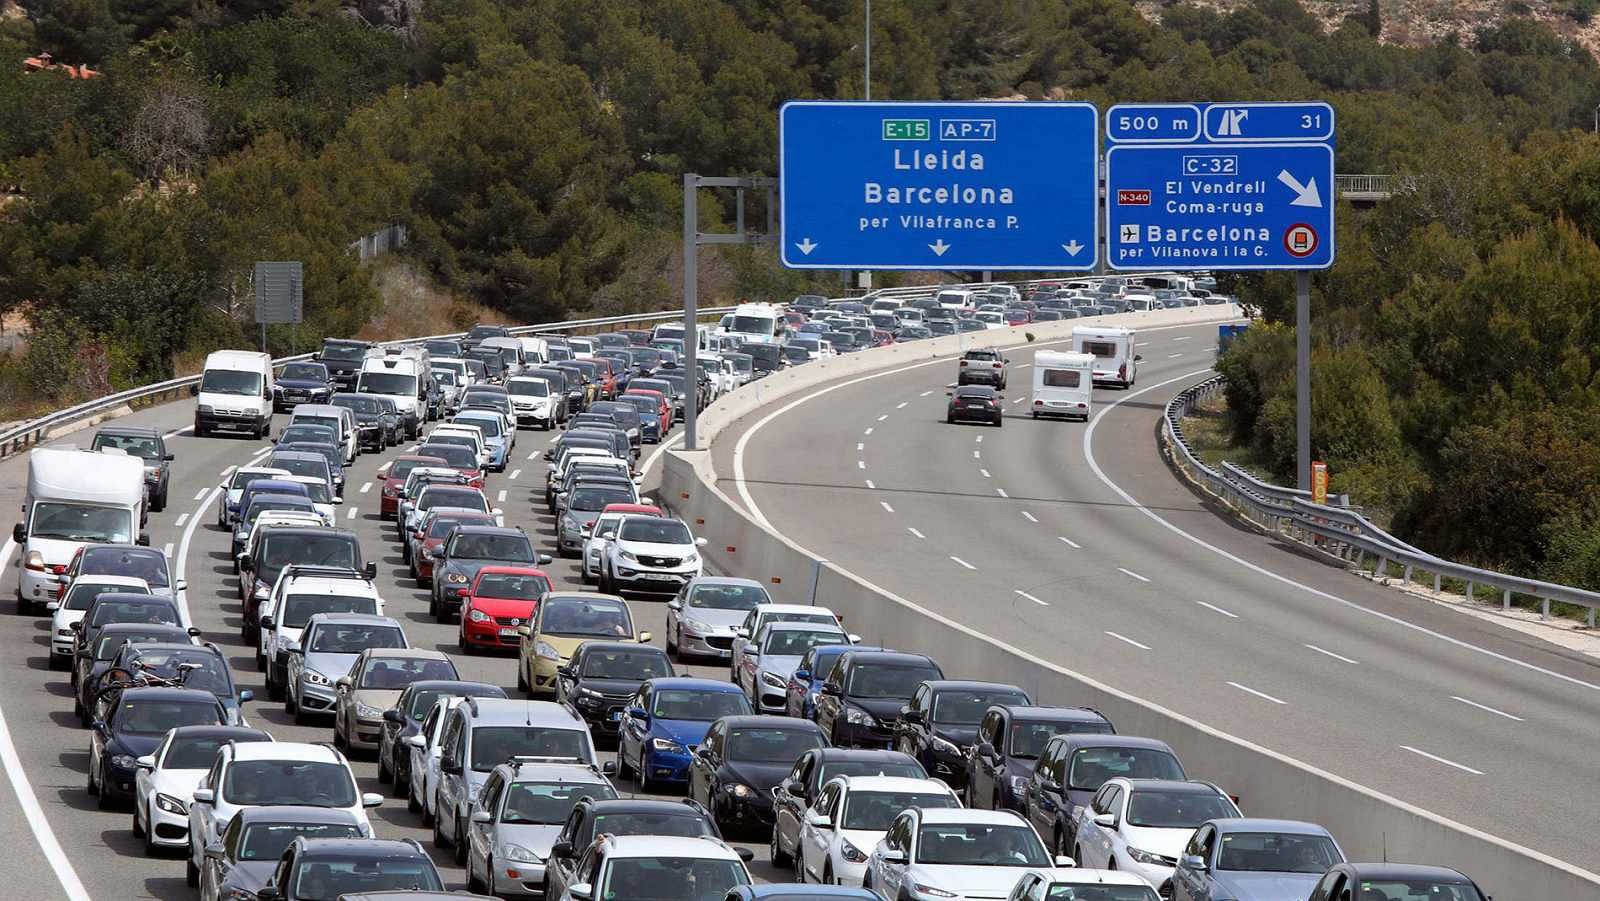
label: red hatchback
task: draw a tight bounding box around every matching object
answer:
[413,442,485,491]
[378,455,447,519]
[459,565,552,652]
[623,388,672,434]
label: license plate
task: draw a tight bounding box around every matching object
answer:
[498,628,519,638]
[641,573,674,580]
[608,710,623,721]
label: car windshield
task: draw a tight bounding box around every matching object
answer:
[308,624,404,653]
[290,856,443,901]
[93,631,173,660]
[200,369,262,395]
[281,363,326,381]
[224,760,356,806]
[166,733,267,769]
[933,689,1029,726]
[334,395,381,414]
[293,481,333,504]
[269,456,330,481]
[66,581,149,610]
[359,655,457,688]
[1215,832,1342,874]
[619,519,691,544]
[129,650,230,694]
[469,726,589,772]
[687,583,768,610]
[1008,720,1113,759]
[29,503,132,543]
[539,599,633,638]
[915,823,1051,867]
[92,433,160,460]
[580,648,672,680]
[1345,883,1483,901]
[458,416,502,437]
[357,372,416,395]
[843,791,958,830]
[763,628,845,656]
[421,489,485,513]
[846,663,940,700]
[427,515,493,539]
[450,533,533,562]
[651,689,751,721]
[82,548,170,587]
[239,822,362,861]
[509,380,550,396]
[727,727,824,763]
[280,426,335,445]
[602,857,746,901]
[387,459,439,482]
[1067,747,1185,791]
[417,444,478,469]
[571,487,635,511]
[589,811,714,843]
[90,600,176,627]
[282,595,376,629]
[500,781,617,824]
[114,698,220,734]
[244,498,313,522]
[320,343,367,362]
[260,535,358,577]
[476,572,548,599]
[1125,789,1235,828]
[231,471,285,491]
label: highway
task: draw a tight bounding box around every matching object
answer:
[0,399,782,900]
[714,319,1600,868]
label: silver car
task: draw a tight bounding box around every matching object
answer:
[735,621,851,714]
[284,613,408,724]
[1171,818,1345,901]
[463,760,619,897]
[664,577,772,661]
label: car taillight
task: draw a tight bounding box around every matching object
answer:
[584,520,595,529]
[1118,363,1127,380]
[1034,400,1043,406]
[959,360,968,367]
[993,362,1002,368]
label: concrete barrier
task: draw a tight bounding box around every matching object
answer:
[662,306,1600,901]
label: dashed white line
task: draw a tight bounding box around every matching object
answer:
[1304,644,1359,665]
[359,481,372,494]
[509,468,522,480]
[162,542,174,559]
[496,489,508,503]
[174,513,190,528]
[980,468,991,478]
[876,414,888,421]
[896,401,908,409]
[857,460,866,470]
[974,435,983,443]
[528,450,540,460]
[1105,631,1151,650]
[857,443,865,451]
[864,427,874,436]
[548,434,560,443]
[1135,341,1149,347]
[1167,353,1184,358]
[907,527,925,539]
[949,556,977,570]
[995,488,1008,498]
[1400,745,1484,775]
[1117,567,1150,582]
[1011,396,1025,404]
[879,501,895,514]
[1172,336,1192,342]
[1451,696,1524,722]
[1228,681,1286,705]
[1021,511,1038,523]
[1196,600,1238,618]
[865,479,876,489]
[919,390,933,397]
[1015,590,1049,606]
[347,506,359,520]
[220,465,236,477]
[1058,536,1081,548]
[973,450,981,459]
[192,488,209,501]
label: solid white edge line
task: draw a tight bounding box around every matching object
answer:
[1451,696,1524,722]
[1082,369,1600,695]
[178,447,270,628]
[1105,630,1152,650]
[1196,600,1238,618]
[949,556,977,570]
[1227,681,1287,705]
[1400,745,1485,776]
[1015,589,1049,606]
[1117,566,1150,583]
[1304,643,1359,665]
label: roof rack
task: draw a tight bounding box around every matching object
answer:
[281,564,371,583]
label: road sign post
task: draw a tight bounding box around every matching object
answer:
[779,101,1100,271]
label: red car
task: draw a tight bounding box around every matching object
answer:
[459,565,552,653]
[377,455,448,519]
[590,357,619,399]
[1003,308,1032,326]
[409,509,498,586]
[869,329,896,347]
[623,388,672,434]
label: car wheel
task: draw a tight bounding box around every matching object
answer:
[132,803,144,838]
[86,758,98,796]
[666,624,679,657]
[453,817,468,865]
[96,762,113,809]
[468,854,487,894]
[142,810,159,857]
[378,747,393,784]
[516,660,530,695]
[407,778,422,813]
[636,749,654,793]
[432,799,450,848]
[770,822,791,868]
[994,416,1003,427]
[186,854,199,887]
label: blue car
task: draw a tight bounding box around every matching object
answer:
[618,677,753,791]
[723,884,884,901]
[785,644,885,720]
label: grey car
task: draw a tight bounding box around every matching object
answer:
[1171,818,1345,901]
[736,621,850,714]
[199,806,366,901]
[284,613,408,724]
[90,426,174,511]
[664,577,772,661]
[462,759,619,896]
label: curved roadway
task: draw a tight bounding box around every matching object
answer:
[717,319,1600,868]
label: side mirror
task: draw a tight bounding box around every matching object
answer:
[237,554,252,571]
[694,536,708,547]
[362,792,383,808]
[899,707,923,725]
[256,887,281,901]
[977,740,997,759]
[551,840,574,859]
[11,523,24,543]
[804,810,832,828]
[880,849,907,864]
[666,599,682,611]
[192,788,215,804]
[258,616,275,630]
[45,601,60,613]
[784,778,806,797]
[189,384,200,397]
[383,709,404,724]
[136,755,156,770]
[238,689,254,703]
[441,758,461,775]
[847,633,861,643]
[204,840,225,860]
[1134,354,1144,362]
[601,760,618,776]
[364,562,378,579]
[1054,855,1077,868]
[335,676,352,692]
[1093,812,1116,828]
[471,809,494,824]
[517,625,532,638]
[734,628,749,639]
[538,553,553,565]
[694,746,712,760]
[569,883,593,901]
[69,621,82,631]
[404,735,426,749]
[163,453,175,462]
[627,705,647,719]
[820,683,841,696]
[175,579,187,592]
[735,847,755,863]
[793,669,810,682]
[557,665,575,678]
[136,532,150,547]
[637,631,652,643]
[1182,854,1207,871]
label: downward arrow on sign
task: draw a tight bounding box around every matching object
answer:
[1062,240,1084,257]
[1276,170,1323,208]
[795,238,818,255]
[929,239,951,257]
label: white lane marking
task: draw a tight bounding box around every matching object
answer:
[359,481,372,494]
[192,487,209,501]
[1117,567,1150,582]
[174,513,190,528]
[857,460,866,470]
[1228,681,1287,705]
[509,468,522,480]
[1084,368,1600,695]
[0,548,92,901]
[1196,600,1238,618]
[528,450,540,460]
[1011,396,1025,404]
[876,414,888,421]
[496,490,508,503]
[980,468,991,478]
[220,465,236,477]
[973,450,980,459]
[865,479,876,489]
[920,391,932,397]
[162,542,174,559]
[1305,644,1359,665]
[1452,696,1524,722]
[975,435,983,443]
[548,434,560,443]
[864,427,874,436]
[880,501,895,514]
[1015,590,1049,606]
[857,443,865,451]
[995,488,1008,498]
[179,446,268,629]
[1400,745,1484,776]
[907,527,925,539]
[162,426,192,439]
[1058,536,1081,548]
[1105,630,1151,650]
[1168,353,1184,359]
[1172,336,1192,341]
[1021,511,1038,523]
[896,401,908,409]
[949,556,977,570]
[347,505,359,520]
[1135,341,1149,347]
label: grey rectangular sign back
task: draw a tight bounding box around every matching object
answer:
[254,261,304,324]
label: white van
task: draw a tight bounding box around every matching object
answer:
[720,302,781,345]
[355,356,424,439]
[517,336,549,368]
[192,350,273,438]
[1031,351,1094,421]
[14,447,147,614]
[1124,293,1160,312]
[1071,326,1139,388]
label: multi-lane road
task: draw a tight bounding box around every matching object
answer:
[716,319,1600,868]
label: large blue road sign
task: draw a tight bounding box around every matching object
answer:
[1105,102,1336,271]
[779,101,1099,270]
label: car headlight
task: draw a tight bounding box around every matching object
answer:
[726,783,752,798]
[678,619,708,637]
[304,669,331,686]
[650,738,684,752]
[155,792,189,815]
[356,703,382,719]
[683,552,699,566]
[534,641,561,661]
[56,628,74,637]
[222,888,257,900]
[618,550,639,562]
[198,404,215,414]
[501,842,541,864]
[931,735,962,756]
[111,754,140,771]
[840,837,868,863]
[1127,846,1170,866]
[467,608,491,623]
[1008,774,1030,792]
[761,671,787,689]
[844,706,877,726]
[446,571,468,584]
[912,884,958,899]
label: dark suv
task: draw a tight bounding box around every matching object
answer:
[965,704,1116,814]
[891,680,1030,792]
[90,426,173,511]
[812,650,944,748]
[315,338,372,390]
[428,524,550,623]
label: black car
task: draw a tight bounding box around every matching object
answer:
[966,704,1116,813]
[378,680,506,790]
[74,592,184,667]
[88,686,226,807]
[253,837,444,900]
[892,680,1030,792]
[466,346,507,383]
[525,366,576,416]
[315,338,373,390]
[687,714,827,836]
[201,806,367,901]
[106,641,253,726]
[557,641,675,737]
[737,343,784,377]
[769,747,926,849]
[586,402,644,449]
[1025,734,1185,856]
[276,442,346,495]
[896,324,933,341]
[72,622,194,711]
[464,323,512,348]
[428,525,550,623]
[239,526,371,644]
[546,797,722,898]
[812,650,944,749]
[273,361,335,412]
[330,392,394,451]
[424,339,464,359]
[90,426,175,511]
[947,385,1004,427]
[1306,863,1489,901]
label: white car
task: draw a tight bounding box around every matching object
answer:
[556,834,752,901]
[1006,867,1159,901]
[1071,778,1241,896]
[974,311,1007,329]
[186,740,381,887]
[134,725,273,855]
[580,510,630,582]
[862,807,1072,901]
[596,515,707,595]
[737,621,851,714]
[258,565,384,694]
[46,574,149,666]
[728,603,847,679]
[790,775,960,886]
[407,695,468,825]
[216,466,291,527]
[506,376,562,429]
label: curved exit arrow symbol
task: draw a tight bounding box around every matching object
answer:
[1277,170,1323,208]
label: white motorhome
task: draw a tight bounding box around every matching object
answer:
[1071,325,1140,388]
[355,355,425,438]
[516,336,549,367]
[192,350,273,438]
[14,447,147,614]
[1031,351,1095,421]
[720,302,782,345]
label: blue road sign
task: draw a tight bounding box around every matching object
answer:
[1105,102,1336,272]
[1106,104,1202,143]
[779,101,1099,270]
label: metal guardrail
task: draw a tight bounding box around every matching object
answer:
[0,307,735,460]
[1165,374,1600,625]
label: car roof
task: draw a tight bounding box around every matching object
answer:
[305,612,401,626]
[916,807,1026,825]
[600,835,742,860]
[293,837,428,859]
[114,686,221,704]
[91,593,174,606]
[164,724,272,742]
[543,591,628,604]
[462,698,586,727]
[644,677,744,693]
[97,425,160,437]
[499,761,609,783]
[1345,863,1476,882]
[755,604,833,615]
[96,622,190,636]
[233,740,342,763]
[1053,734,1173,752]
[841,650,936,666]
[1001,704,1110,723]
[1040,868,1150,887]
[761,621,844,634]
[829,775,954,794]
[1211,818,1334,836]
[261,526,347,539]
[70,574,150,587]
[686,576,765,590]
[267,450,325,463]
[450,524,522,536]
[578,641,665,655]
[235,805,363,826]
[920,680,1021,694]
[717,715,821,731]
[1116,778,1218,793]
[739,886,878,899]
[364,647,449,660]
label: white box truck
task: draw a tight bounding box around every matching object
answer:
[192,349,274,438]
[1031,351,1095,421]
[14,447,147,614]
[1071,325,1140,388]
